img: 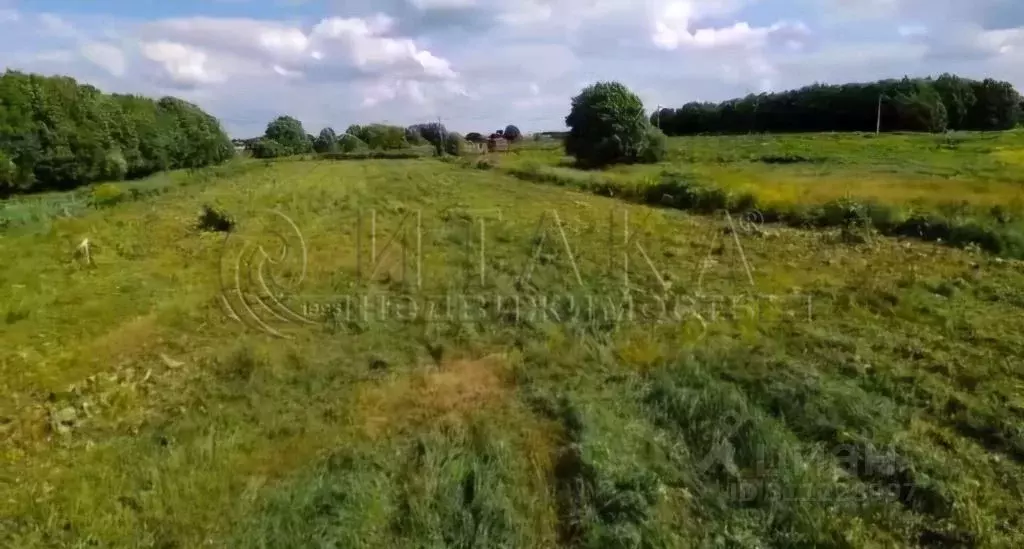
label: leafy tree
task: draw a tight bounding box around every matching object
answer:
[314,127,338,153]
[968,78,1022,131]
[404,126,426,145]
[932,74,977,130]
[656,74,1021,135]
[0,70,233,195]
[363,124,408,150]
[564,81,656,167]
[503,125,522,141]
[265,115,311,155]
[408,122,447,146]
[0,150,15,195]
[889,82,948,132]
[465,132,485,143]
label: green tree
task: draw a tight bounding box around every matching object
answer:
[408,122,447,147]
[265,116,311,155]
[314,127,338,153]
[503,124,522,141]
[0,70,233,195]
[355,124,408,150]
[968,79,1022,130]
[564,81,657,167]
[932,74,977,130]
[655,74,1021,135]
[404,126,426,145]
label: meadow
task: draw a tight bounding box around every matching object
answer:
[0,132,1023,548]
[503,131,1024,256]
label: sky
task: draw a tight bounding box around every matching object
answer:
[0,0,1022,138]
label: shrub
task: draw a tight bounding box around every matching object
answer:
[638,126,668,164]
[251,138,288,159]
[564,81,658,168]
[337,134,367,153]
[197,205,235,233]
[472,156,496,170]
[445,132,465,156]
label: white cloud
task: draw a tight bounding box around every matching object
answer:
[408,0,478,9]
[898,24,927,37]
[80,42,127,76]
[140,41,227,86]
[1,0,1023,137]
[38,13,76,37]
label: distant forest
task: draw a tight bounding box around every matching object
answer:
[652,74,1024,135]
[0,70,234,196]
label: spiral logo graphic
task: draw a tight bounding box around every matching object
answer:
[218,209,315,338]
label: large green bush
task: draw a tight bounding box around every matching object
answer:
[337,133,367,153]
[564,81,664,167]
[251,138,288,159]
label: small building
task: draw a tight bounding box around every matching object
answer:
[487,137,509,153]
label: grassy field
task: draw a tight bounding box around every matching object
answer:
[1,136,1024,547]
[503,131,1024,257]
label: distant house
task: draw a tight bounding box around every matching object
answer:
[487,137,509,153]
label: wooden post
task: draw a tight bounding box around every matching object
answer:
[876,94,882,135]
[438,116,445,154]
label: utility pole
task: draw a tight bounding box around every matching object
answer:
[876,94,882,135]
[655,105,661,129]
[752,95,760,135]
[438,116,445,154]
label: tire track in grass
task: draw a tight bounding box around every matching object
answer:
[701,346,1024,548]
[639,361,916,548]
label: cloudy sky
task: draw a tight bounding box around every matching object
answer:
[0,0,1022,137]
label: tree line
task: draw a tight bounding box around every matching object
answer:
[248,117,525,158]
[652,74,1023,135]
[0,70,234,196]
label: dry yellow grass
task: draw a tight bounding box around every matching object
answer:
[356,354,513,438]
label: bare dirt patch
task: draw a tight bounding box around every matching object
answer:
[355,354,513,438]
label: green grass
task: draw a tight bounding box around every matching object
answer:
[497,131,1024,257]
[1,146,1024,547]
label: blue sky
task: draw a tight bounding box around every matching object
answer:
[1,0,1022,138]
